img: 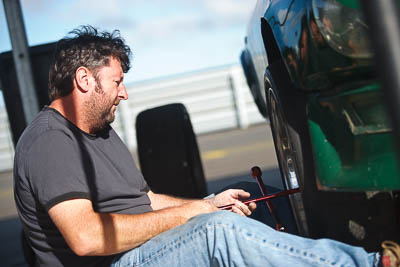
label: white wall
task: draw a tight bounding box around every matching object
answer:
[0,64,266,171]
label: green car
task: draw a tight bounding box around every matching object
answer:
[241,0,400,251]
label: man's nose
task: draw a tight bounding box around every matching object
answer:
[118,84,128,100]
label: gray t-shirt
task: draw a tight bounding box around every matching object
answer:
[14,107,152,267]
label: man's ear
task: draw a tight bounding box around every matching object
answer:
[75,67,93,93]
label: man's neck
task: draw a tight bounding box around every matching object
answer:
[49,97,91,134]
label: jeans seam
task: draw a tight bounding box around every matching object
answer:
[207,220,351,267]
[134,224,208,266]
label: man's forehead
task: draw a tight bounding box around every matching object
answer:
[97,57,123,76]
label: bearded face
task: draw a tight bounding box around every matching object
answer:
[84,79,119,133]
[82,57,126,134]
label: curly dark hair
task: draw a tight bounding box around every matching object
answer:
[48,25,132,101]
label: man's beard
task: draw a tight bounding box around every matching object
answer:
[84,83,118,134]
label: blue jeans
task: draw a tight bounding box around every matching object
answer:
[110,211,380,266]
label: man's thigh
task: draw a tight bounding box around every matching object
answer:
[110,211,378,267]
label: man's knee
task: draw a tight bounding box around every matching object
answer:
[191,210,232,222]
[190,210,249,228]
[188,211,275,237]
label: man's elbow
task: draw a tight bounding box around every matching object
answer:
[71,245,91,257]
[68,232,100,257]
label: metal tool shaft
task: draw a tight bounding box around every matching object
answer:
[218,188,301,210]
[251,166,284,231]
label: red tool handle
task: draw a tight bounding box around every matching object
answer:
[250,166,285,231]
[218,187,301,210]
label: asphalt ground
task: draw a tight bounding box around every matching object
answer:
[0,122,281,267]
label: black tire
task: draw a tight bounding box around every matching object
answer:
[265,60,310,237]
[136,103,207,198]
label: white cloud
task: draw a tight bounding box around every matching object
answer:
[9,0,258,81]
[203,0,256,22]
[123,0,257,46]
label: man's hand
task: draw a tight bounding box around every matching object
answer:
[211,189,256,216]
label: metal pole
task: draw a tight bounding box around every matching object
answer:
[3,0,39,123]
[360,0,400,161]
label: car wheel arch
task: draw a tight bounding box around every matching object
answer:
[261,17,282,65]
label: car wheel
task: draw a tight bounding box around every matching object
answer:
[265,60,311,237]
[267,85,299,190]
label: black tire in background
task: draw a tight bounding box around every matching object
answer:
[136,103,208,198]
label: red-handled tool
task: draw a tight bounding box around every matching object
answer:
[218,166,301,232]
[218,188,301,210]
[251,166,285,231]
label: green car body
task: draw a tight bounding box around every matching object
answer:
[309,83,400,190]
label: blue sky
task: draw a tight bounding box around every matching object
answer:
[0,0,257,84]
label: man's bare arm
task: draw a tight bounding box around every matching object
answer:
[147,190,194,210]
[48,198,217,257]
[148,189,257,215]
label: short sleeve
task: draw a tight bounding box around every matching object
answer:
[27,130,90,211]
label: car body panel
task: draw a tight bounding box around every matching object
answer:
[246,0,270,92]
[243,0,397,191]
[308,83,400,190]
[242,0,400,249]
[266,0,374,91]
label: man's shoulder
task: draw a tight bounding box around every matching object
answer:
[16,108,74,153]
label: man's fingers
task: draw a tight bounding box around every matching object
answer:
[232,200,252,216]
[235,189,251,200]
[248,202,257,212]
[231,206,246,216]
